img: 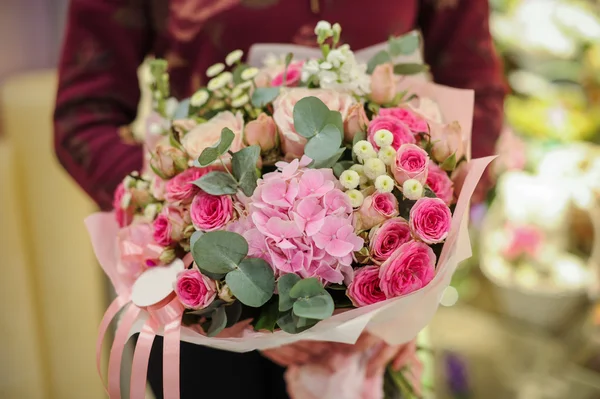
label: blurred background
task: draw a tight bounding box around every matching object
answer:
[0,0,599,398]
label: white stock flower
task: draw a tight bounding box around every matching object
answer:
[364,158,387,179]
[346,189,364,208]
[327,49,346,68]
[206,63,225,78]
[378,146,396,165]
[225,49,243,66]
[320,62,333,70]
[315,21,332,35]
[403,179,424,200]
[339,170,360,190]
[375,175,395,193]
[374,129,394,147]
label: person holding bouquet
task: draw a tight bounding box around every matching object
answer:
[54,1,505,398]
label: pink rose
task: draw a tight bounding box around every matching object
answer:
[245,113,278,152]
[369,218,412,262]
[379,107,428,134]
[113,182,134,227]
[153,207,190,246]
[343,103,369,143]
[165,167,210,204]
[370,63,396,105]
[409,198,452,244]
[426,163,454,206]
[367,115,415,151]
[346,266,387,307]
[181,111,244,159]
[393,144,430,185]
[190,191,234,231]
[174,269,217,310]
[379,241,435,298]
[429,121,465,163]
[271,61,304,87]
[273,88,356,159]
[354,192,399,231]
[150,144,187,178]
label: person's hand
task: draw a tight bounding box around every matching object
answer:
[261,341,342,368]
[352,333,417,377]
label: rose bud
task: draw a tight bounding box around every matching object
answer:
[343,103,369,142]
[151,145,188,178]
[245,113,278,153]
[370,63,396,105]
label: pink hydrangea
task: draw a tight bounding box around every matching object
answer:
[246,159,363,284]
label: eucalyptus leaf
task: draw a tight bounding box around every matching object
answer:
[192,231,248,274]
[333,160,354,178]
[367,50,392,74]
[388,34,419,56]
[295,316,319,329]
[186,299,226,316]
[325,111,343,134]
[217,128,235,154]
[293,96,331,138]
[207,306,227,337]
[293,292,335,320]
[224,301,243,328]
[197,147,219,167]
[226,258,275,307]
[311,147,346,170]
[393,63,428,76]
[190,230,204,249]
[304,124,342,162]
[254,298,279,332]
[193,171,238,195]
[276,311,297,334]
[277,273,301,312]
[289,277,325,299]
[232,145,260,196]
[251,87,280,107]
[173,98,190,119]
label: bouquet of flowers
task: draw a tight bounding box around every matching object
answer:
[87,22,493,399]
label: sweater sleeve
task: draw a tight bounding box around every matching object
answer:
[419,0,507,159]
[54,0,153,210]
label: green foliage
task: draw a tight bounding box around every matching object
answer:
[232,146,260,196]
[192,231,248,274]
[251,87,280,107]
[225,258,275,308]
[193,171,238,195]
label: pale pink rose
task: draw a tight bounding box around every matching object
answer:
[370,63,396,104]
[379,241,435,298]
[273,88,356,159]
[426,163,454,206]
[245,113,278,152]
[369,218,411,262]
[271,61,304,87]
[150,144,187,178]
[343,103,369,143]
[181,111,245,159]
[190,191,234,231]
[393,144,430,184]
[165,167,214,204]
[429,121,465,162]
[174,269,217,310]
[151,175,166,201]
[379,107,428,134]
[367,115,415,151]
[354,192,399,231]
[409,197,452,244]
[172,118,198,132]
[113,182,134,227]
[117,223,164,271]
[409,97,443,124]
[346,266,387,307]
[152,207,190,246]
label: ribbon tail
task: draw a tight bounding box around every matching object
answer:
[96,295,130,393]
[130,319,157,399]
[162,316,182,399]
[108,304,141,399]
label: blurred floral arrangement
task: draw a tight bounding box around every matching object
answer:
[491,0,600,143]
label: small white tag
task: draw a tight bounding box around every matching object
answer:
[131,259,185,307]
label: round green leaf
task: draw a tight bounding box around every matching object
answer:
[192,231,248,274]
[293,292,334,320]
[367,50,392,74]
[207,306,227,337]
[226,258,274,307]
[193,171,238,195]
[293,96,331,138]
[251,87,280,107]
[289,277,325,299]
[304,124,342,162]
[278,273,301,312]
[197,147,219,167]
[224,301,243,328]
[393,63,429,76]
[389,34,419,57]
[232,146,260,196]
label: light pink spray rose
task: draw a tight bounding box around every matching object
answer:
[118,223,164,271]
[367,115,415,151]
[113,182,134,227]
[271,61,304,87]
[152,207,190,246]
[245,113,278,152]
[429,121,465,162]
[426,163,454,206]
[393,144,430,184]
[379,107,428,134]
[346,266,387,307]
[409,197,452,244]
[273,88,355,159]
[354,192,399,231]
[181,111,244,159]
[343,103,369,143]
[370,63,396,105]
[174,268,217,310]
[165,167,210,204]
[150,144,187,178]
[379,241,435,298]
[369,218,412,262]
[190,191,234,231]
